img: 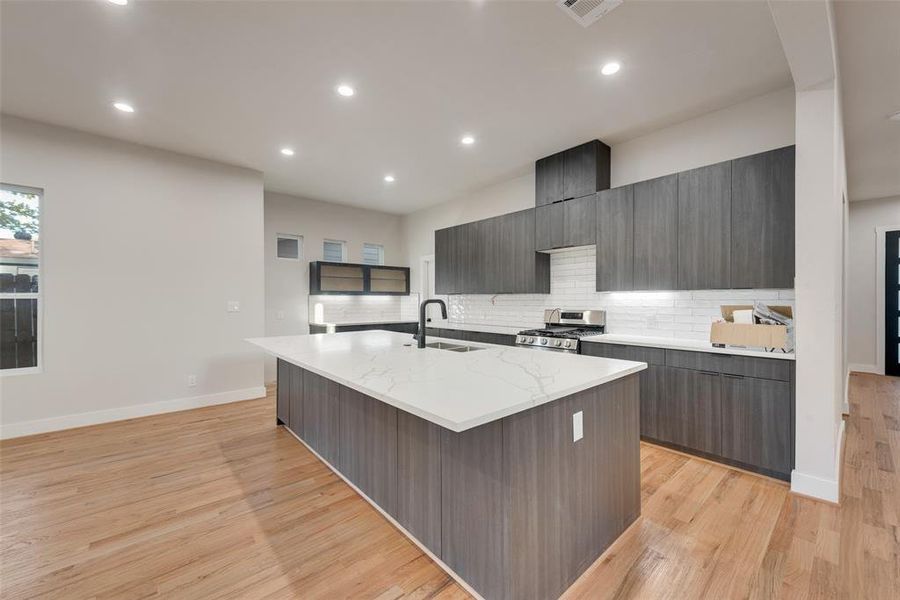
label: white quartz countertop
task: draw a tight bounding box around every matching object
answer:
[247,331,645,432]
[581,333,795,360]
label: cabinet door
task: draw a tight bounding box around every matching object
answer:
[596,187,633,291]
[301,369,341,464]
[564,195,597,247]
[339,386,399,515]
[276,359,290,425]
[721,375,792,476]
[535,202,564,251]
[477,216,501,294]
[434,226,454,294]
[662,367,722,455]
[678,161,732,289]
[288,363,303,435]
[731,146,795,289]
[397,412,442,555]
[563,140,610,200]
[634,175,678,290]
[506,209,548,293]
[536,153,565,206]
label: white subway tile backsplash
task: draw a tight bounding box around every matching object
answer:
[447,247,794,339]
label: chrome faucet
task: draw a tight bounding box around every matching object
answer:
[417,299,448,348]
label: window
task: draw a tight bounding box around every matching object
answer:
[1,184,41,373]
[362,243,384,266]
[276,234,302,261]
[323,239,346,262]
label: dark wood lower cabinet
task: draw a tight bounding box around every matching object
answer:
[338,386,398,515]
[581,341,795,481]
[308,322,417,335]
[301,370,341,465]
[441,420,506,599]
[396,413,442,555]
[276,359,291,425]
[276,362,640,600]
[663,367,722,456]
[720,375,792,477]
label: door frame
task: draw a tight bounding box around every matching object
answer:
[876,225,900,375]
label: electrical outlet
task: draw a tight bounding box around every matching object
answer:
[276,310,285,320]
[227,300,240,313]
[187,374,197,387]
[573,410,583,442]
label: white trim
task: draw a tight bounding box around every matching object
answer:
[282,426,485,600]
[848,362,879,374]
[0,292,38,299]
[0,385,266,439]
[789,418,845,504]
[0,366,42,377]
[875,224,900,376]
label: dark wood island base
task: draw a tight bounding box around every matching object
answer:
[276,359,641,600]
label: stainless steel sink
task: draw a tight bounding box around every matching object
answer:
[425,341,484,352]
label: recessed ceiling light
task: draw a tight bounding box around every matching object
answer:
[601,62,621,76]
[337,84,355,97]
[889,111,900,122]
[112,101,134,113]
[383,174,396,183]
[108,0,128,5]
[460,135,476,146]
[280,147,295,156]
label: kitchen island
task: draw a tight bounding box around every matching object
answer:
[248,331,646,600]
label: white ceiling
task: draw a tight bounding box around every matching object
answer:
[834,0,900,202]
[1,0,793,214]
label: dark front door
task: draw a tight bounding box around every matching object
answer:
[887,230,900,377]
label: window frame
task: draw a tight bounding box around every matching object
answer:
[323,239,347,263]
[0,182,43,377]
[362,242,385,266]
[275,233,303,262]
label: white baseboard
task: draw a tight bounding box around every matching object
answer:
[848,363,880,374]
[0,386,267,440]
[790,419,845,504]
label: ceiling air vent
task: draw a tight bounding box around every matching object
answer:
[557,0,623,28]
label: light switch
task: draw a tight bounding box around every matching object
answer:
[227,300,241,313]
[573,410,583,442]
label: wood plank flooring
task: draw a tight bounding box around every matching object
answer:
[1,373,897,599]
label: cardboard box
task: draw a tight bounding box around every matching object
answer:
[710,305,793,350]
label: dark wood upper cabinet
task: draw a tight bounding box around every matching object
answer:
[596,186,634,291]
[731,146,795,289]
[535,140,611,206]
[677,161,732,289]
[536,195,596,251]
[434,209,549,294]
[564,194,597,247]
[309,261,410,296]
[535,153,565,207]
[633,175,678,290]
[535,202,564,251]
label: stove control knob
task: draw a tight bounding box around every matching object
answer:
[554,340,561,347]
[564,340,573,348]
[540,338,548,345]
[525,337,533,344]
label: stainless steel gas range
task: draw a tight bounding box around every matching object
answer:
[515,309,606,354]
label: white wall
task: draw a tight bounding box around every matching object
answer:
[769,0,848,503]
[847,196,900,371]
[263,191,405,380]
[610,87,796,188]
[0,116,265,438]
[402,86,796,294]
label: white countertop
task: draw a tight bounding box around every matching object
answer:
[581,333,795,360]
[248,331,645,432]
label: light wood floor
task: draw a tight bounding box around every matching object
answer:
[1,373,897,599]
